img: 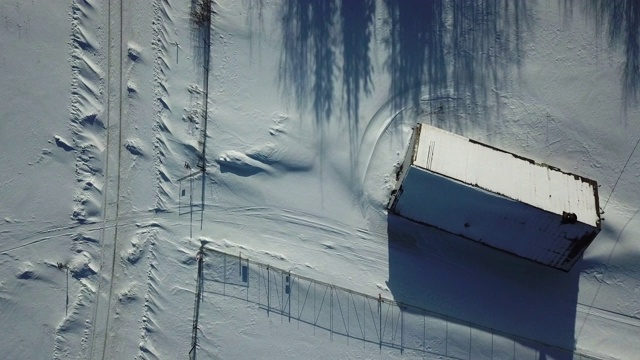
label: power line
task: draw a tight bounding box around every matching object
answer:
[603,134,640,210]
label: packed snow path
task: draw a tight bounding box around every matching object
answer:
[88,0,125,358]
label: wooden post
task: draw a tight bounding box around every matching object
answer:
[330,287,333,340]
[379,294,382,350]
[288,272,291,323]
[401,305,404,354]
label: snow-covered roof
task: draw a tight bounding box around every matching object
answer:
[412,124,601,228]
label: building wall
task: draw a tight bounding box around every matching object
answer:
[388,124,421,208]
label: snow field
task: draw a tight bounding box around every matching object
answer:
[1,0,640,359]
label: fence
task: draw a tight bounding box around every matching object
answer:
[194,248,601,360]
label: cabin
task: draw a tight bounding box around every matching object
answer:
[389,124,602,271]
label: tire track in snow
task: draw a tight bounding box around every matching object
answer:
[1,212,164,255]
[2,201,372,256]
[190,203,389,279]
[88,0,125,358]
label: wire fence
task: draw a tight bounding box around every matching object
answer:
[194,248,601,360]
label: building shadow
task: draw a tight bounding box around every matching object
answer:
[387,213,581,359]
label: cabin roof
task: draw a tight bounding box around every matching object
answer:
[412,124,601,228]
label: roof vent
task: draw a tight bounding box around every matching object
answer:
[562,212,578,224]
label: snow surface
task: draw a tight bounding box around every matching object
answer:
[1,0,640,359]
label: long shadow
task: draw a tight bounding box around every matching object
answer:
[341,0,375,170]
[190,0,214,76]
[387,213,581,360]
[341,0,375,122]
[280,0,532,122]
[189,0,214,231]
[384,0,531,129]
[383,0,446,114]
[561,0,640,113]
[280,0,337,125]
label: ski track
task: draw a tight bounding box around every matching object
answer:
[85,0,125,358]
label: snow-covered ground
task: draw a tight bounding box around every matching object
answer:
[1,0,639,359]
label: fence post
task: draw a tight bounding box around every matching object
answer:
[246,258,249,303]
[445,320,448,357]
[379,294,382,350]
[469,326,472,360]
[297,274,300,329]
[423,311,426,355]
[330,286,333,341]
[400,305,404,354]
[288,271,291,323]
[347,291,350,343]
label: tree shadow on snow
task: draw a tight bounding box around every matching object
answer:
[387,213,582,360]
[278,1,533,180]
[280,0,338,125]
[560,0,640,114]
[383,0,531,133]
[280,0,380,185]
[190,0,215,78]
[341,0,376,167]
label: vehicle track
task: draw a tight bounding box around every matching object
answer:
[88,0,124,359]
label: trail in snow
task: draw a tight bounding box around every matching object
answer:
[86,0,125,358]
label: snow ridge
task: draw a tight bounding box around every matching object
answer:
[151,0,175,211]
[135,230,160,360]
[68,0,106,225]
[53,0,107,357]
